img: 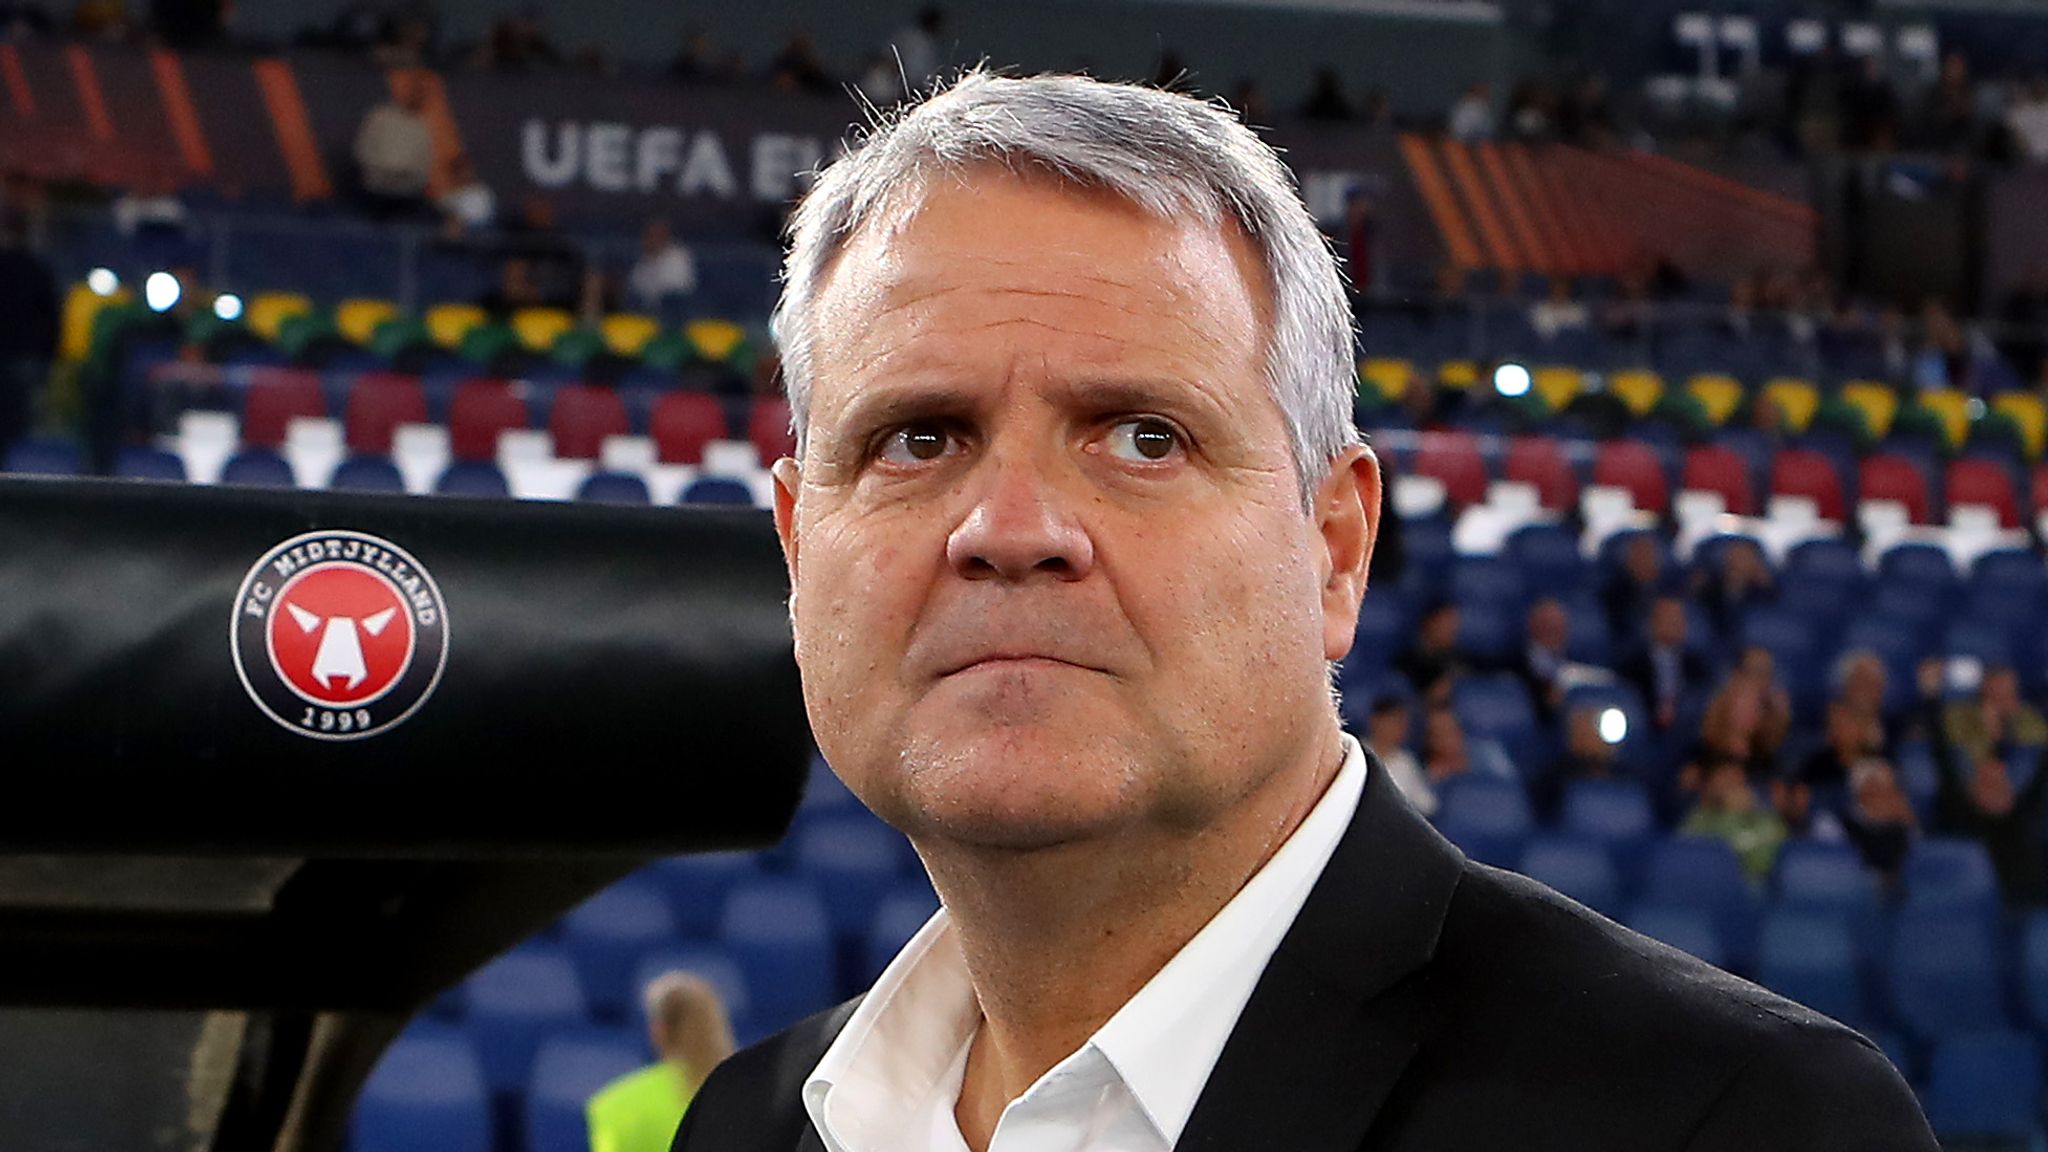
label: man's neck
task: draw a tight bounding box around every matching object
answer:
[925,731,1349,1147]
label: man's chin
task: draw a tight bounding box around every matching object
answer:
[887,729,1150,851]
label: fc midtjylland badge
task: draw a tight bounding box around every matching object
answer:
[231,530,450,741]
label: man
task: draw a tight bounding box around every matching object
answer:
[674,72,1933,1152]
[628,218,700,315]
[1360,694,1431,816]
[1513,595,1572,724]
[591,972,735,1152]
[352,72,435,218]
[1618,592,1709,734]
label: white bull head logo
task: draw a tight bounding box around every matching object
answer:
[285,603,399,690]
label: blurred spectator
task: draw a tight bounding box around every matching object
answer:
[627,219,698,315]
[502,195,582,306]
[1925,660,2048,905]
[1556,73,1617,146]
[1835,757,1920,886]
[0,213,56,451]
[1597,266,1654,341]
[2006,76,2048,164]
[1680,751,1787,885]
[1559,705,1620,781]
[1618,593,1710,734]
[111,173,188,239]
[1796,701,1881,791]
[670,29,715,82]
[1831,650,1899,751]
[1602,533,1665,650]
[1395,599,1472,706]
[352,73,435,219]
[371,12,434,69]
[480,256,544,317]
[1699,646,1792,781]
[1842,55,1902,153]
[1300,67,1354,122]
[1513,597,1572,724]
[587,971,735,1152]
[1365,694,1433,816]
[1422,703,1517,784]
[1449,83,1495,142]
[1507,79,1552,140]
[1912,51,1979,154]
[1691,536,1775,641]
[436,153,495,239]
[770,31,835,96]
[1528,276,1589,341]
[888,5,945,93]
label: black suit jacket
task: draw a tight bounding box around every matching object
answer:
[673,749,1937,1151]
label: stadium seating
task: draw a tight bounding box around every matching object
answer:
[524,1032,646,1152]
[1888,907,2011,1044]
[1923,1030,2044,1147]
[717,879,836,1036]
[561,881,681,1021]
[448,379,530,462]
[463,947,589,1095]
[549,384,631,461]
[352,1029,492,1152]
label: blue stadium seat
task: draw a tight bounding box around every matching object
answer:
[1451,674,1539,773]
[1505,524,1585,599]
[524,1030,647,1152]
[1888,906,2011,1044]
[1783,538,1866,596]
[1561,683,1655,778]
[2024,910,2048,1040]
[1740,607,1820,706]
[646,852,761,937]
[1879,541,1959,595]
[1902,837,2003,918]
[683,476,753,505]
[1639,836,1761,973]
[794,815,908,938]
[1432,775,1534,869]
[1971,549,2047,603]
[330,455,407,493]
[436,460,511,498]
[113,446,187,481]
[577,471,652,505]
[462,946,589,1095]
[351,1029,492,1152]
[1924,1030,2044,1148]
[631,943,753,1047]
[1,438,84,476]
[219,449,296,488]
[1454,602,1520,664]
[865,884,942,986]
[718,878,836,1035]
[1345,595,1408,680]
[561,880,681,1021]
[1771,840,1884,960]
[1518,835,1622,919]
[1450,555,1528,612]
[1944,618,2016,671]
[1622,905,1727,969]
[1559,776,1657,877]
[1756,911,1865,1029]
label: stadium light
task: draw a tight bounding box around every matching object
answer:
[86,267,119,297]
[144,271,181,314]
[213,293,244,322]
[1598,707,1627,745]
[1494,362,1531,398]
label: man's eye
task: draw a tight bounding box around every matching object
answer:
[1104,418,1184,463]
[877,424,957,466]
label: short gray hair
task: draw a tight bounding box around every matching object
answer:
[772,70,1360,506]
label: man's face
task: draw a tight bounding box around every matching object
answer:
[1649,598,1686,647]
[1528,599,1567,650]
[776,172,1376,852]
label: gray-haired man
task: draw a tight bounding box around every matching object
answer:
[674,71,1935,1152]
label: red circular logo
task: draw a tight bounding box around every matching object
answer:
[267,562,418,707]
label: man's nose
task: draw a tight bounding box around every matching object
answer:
[945,450,1094,582]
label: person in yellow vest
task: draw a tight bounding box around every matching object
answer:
[587,971,735,1152]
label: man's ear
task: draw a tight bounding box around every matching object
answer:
[1316,444,1380,664]
[772,456,802,589]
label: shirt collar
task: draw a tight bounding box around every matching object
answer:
[803,735,1368,1150]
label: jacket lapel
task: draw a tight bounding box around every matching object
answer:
[1176,749,1464,1152]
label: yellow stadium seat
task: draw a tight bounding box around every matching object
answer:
[1919,388,1972,451]
[60,281,131,361]
[1993,392,2046,459]
[684,318,747,363]
[601,313,661,358]
[1437,360,1480,390]
[1762,377,1819,433]
[1533,366,1583,413]
[1840,381,1898,439]
[425,302,489,350]
[1359,358,1413,402]
[1608,369,1665,416]
[246,292,314,344]
[511,307,577,353]
[335,298,400,346]
[1686,373,1745,426]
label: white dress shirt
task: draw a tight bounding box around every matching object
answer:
[803,736,1369,1152]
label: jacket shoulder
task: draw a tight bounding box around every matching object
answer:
[669,997,861,1152]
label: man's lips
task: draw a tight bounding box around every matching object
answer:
[938,654,1107,677]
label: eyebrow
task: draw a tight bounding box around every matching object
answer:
[823,375,1228,443]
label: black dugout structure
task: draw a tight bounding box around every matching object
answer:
[0,477,808,1152]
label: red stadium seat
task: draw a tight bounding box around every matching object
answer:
[1680,445,1754,515]
[241,369,327,448]
[749,396,797,464]
[549,384,631,461]
[1504,436,1577,510]
[1592,440,1668,514]
[1412,431,1488,507]
[1948,459,2020,528]
[344,373,428,455]
[1769,448,1845,521]
[448,378,529,463]
[651,393,727,465]
[1859,454,1932,524]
